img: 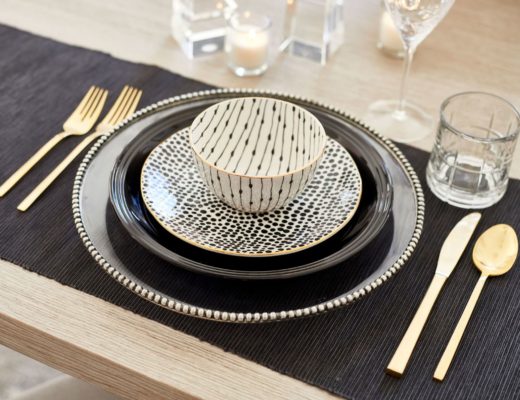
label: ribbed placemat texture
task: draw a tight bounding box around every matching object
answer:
[0,25,519,400]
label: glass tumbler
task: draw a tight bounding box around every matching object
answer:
[426,92,520,209]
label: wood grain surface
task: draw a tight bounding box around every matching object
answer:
[0,261,337,400]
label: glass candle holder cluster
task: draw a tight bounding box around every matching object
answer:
[171,0,347,76]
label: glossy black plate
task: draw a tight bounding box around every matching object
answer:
[110,102,393,280]
[74,89,424,322]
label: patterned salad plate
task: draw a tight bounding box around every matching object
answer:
[140,128,362,257]
[74,89,424,323]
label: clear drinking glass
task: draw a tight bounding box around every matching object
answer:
[365,0,456,143]
[226,11,271,77]
[426,92,520,209]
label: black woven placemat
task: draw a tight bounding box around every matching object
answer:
[1,25,519,400]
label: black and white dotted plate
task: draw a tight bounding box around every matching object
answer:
[140,128,362,257]
[74,89,424,323]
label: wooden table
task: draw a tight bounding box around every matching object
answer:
[1,0,519,398]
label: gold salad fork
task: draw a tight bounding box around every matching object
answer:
[17,86,142,211]
[0,86,108,196]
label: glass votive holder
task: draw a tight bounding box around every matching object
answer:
[426,92,520,209]
[226,11,271,77]
[377,4,404,59]
[171,0,236,59]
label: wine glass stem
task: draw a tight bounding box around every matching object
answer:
[397,45,415,113]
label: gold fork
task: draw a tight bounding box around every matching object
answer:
[0,86,108,197]
[17,86,142,211]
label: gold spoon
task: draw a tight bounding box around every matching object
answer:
[434,224,518,381]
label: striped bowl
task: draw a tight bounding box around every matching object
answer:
[189,97,327,213]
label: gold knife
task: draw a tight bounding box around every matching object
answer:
[385,212,482,377]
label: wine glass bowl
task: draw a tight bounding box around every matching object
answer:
[386,0,455,47]
[365,0,456,143]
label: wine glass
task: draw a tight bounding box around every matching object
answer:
[365,0,456,143]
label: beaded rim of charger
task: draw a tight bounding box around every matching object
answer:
[72,88,425,323]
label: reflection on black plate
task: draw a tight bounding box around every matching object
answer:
[74,89,424,322]
[110,114,392,280]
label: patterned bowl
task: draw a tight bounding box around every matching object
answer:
[189,97,327,213]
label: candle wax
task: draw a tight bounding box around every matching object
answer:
[228,26,269,70]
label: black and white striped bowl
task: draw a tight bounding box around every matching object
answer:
[189,97,327,213]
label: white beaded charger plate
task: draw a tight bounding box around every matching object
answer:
[140,128,362,257]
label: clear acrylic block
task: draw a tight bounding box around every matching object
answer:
[281,0,344,65]
[171,0,236,58]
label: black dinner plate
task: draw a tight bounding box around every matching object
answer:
[74,89,423,322]
[109,99,394,280]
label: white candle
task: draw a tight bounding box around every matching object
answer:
[378,11,404,56]
[227,12,271,76]
[229,28,269,70]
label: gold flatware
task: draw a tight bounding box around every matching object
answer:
[0,86,108,197]
[386,212,481,377]
[17,86,142,211]
[433,224,518,381]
